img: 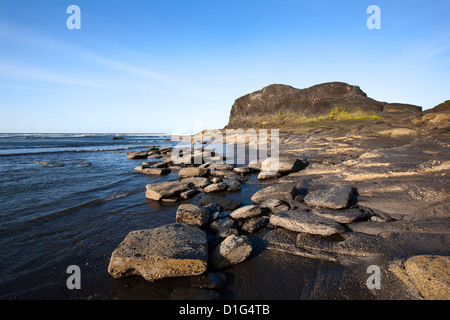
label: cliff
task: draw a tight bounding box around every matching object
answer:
[226,82,422,128]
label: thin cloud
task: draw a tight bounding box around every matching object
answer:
[0,21,172,87]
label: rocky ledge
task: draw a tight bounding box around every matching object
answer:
[108,96,449,300]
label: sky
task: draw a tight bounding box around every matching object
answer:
[0,0,449,133]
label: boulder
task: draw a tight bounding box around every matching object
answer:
[145,181,190,201]
[209,235,253,270]
[304,186,357,209]
[180,177,211,189]
[180,189,197,199]
[147,154,162,159]
[233,166,252,174]
[209,163,235,171]
[389,255,450,300]
[223,174,248,182]
[108,224,208,281]
[176,204,210,228]
[204,182,227,193]
[179,167,210,178]
[199,195,241,211]
[248,160,261,171]
[224,179,242,191]
[270,209,345,236]
[127,151,148,159]
[251,183,297,204]
[257,171,282,180]
[260,156,308,174]
[312,208,368,224]
[141,168,171,175]
[229,205,262,219]
[241,216,269,234]
[259,199,290,213]
[209,217,236,232]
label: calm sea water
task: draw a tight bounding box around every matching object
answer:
[0,133,183,298]
[0,133,261,299]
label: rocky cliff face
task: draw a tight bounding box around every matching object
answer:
[226,82,422,128]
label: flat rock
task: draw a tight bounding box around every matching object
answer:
[270,209,345,236]
[179,167,210,178]
[260,156,308,174]
[180,189,197,199]
[127,151,148,159]
[257,171,282,180]
[241,216,269,234]
[251,183,297,204]
[108,224,208,281]
[145,181,190,201]
[224,179,242,191]
[179,177,211,189]
[259,228,387,262]
[209,217,236,232]
[209,163,235,171]
[229,205,262,219]
[389,255,450,300]
[304,185,357,209]
[199,195,241,211]
[176,204,210,228]
[209,235,253,270]
[233,166,252,174]
[312,208,368,224]
[141,168,171,175]
[204,182,227,193]
[259,199,290,213]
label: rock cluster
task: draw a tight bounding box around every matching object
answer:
[111,137,450,299]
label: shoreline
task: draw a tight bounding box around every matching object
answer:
[106,121,450,300]
[1,122,448,300]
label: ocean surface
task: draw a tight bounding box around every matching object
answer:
[0,133,262,299]
[0,133,179,298]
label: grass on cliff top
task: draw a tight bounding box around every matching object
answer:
[256,107,383,128]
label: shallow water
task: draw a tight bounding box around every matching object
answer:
[0,133,274,299]
[0,134,185,298]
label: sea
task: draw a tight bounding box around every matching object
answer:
[0,133,260,299]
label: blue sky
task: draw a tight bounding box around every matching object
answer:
[0,0,449,133]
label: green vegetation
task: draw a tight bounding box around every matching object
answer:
[266,107,382,126]
[229,107,383,129]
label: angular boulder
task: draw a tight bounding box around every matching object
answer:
[199,195,241,211]
[312,208,368,224]
[179,177,211,189]
[224,179,242,191]
[179,167,210,178]
[251,183,297,204]
[389,255,450,300]
[259,199,290,213]
[209,235,253,270]
[260,156,307,174]
[127,151,148,159]
[204,182,227,193]
[141,168,171,175]
[176,204,210,228]
[241,216,269,234]
[145,181,190,201]
[108,224,208,281]
[229,205,262,219]
[270,209,345,236]
[304,185,357,209]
